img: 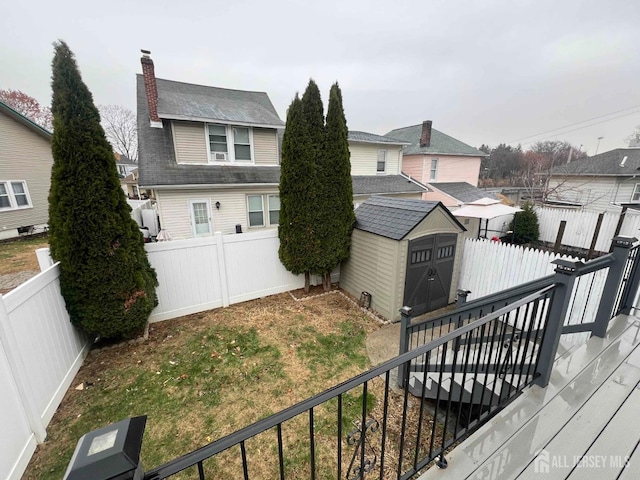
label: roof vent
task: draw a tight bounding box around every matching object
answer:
[620,156,628,167]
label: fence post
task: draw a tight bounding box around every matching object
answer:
[397,306,413,388]
[456,289,471,308]
[534,258,582,388]
[592,236,638,337]
[215,232,230,307]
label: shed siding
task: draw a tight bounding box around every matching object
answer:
[172,121,207,164]
[156,187,279,238]
[340,229,401,321]
[547,176,626,213]
[349,143,402,176]
[253,128,279,165]
[402,154,482,186]
[0,110,52,234]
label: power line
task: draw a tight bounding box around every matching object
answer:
[506,104,640,145]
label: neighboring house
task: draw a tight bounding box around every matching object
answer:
[0,100,53,240]
[115,153,137,177]
[547,146,640,212]
[386,121,487,200]
[137,52,426,239]
[120,168,142,198]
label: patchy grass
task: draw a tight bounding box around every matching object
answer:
[0,234,48,275]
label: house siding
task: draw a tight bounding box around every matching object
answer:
[547,176,631,213]
[0,110,52,235]
[156,186,280,238]
[349,142,402,176]
[423,189,458,206]
[253,128,279,165]
[402,154,482,186]
[172,121,207,164]
[340,229,401,321]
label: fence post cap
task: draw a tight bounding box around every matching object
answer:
[456,289,471,296]
[612,236,638,248]
[551,258,584,274]
[399,306,413,316]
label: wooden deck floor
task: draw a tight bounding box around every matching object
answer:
[418,314,640,480]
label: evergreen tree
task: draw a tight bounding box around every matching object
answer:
[317,82,354,290]
[49,41,157,339]
[507,202,540,245]
[301,79,324,159]
[278,94,317,292]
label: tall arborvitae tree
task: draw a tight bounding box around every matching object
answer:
[278,94,317,292]
[49,41,157,339]
[318,82,354,290]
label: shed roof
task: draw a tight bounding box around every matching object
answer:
[354,196,464,240]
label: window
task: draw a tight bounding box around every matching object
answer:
[411,248,432,265]
[377,150,387,173]
[632,184,640,202]
[430,159,438,181]
[208,124,252,163]
[247,194,280,228]
[0,181,32,210]
[437,245,454,259]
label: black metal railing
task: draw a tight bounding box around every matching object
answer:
[143,285,557,480]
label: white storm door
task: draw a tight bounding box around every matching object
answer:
[190,200,212,237]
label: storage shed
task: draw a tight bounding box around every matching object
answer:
[341,196,466,322]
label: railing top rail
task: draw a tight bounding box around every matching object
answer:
[144,283,557,479]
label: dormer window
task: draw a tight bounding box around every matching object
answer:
[207,124,253,163]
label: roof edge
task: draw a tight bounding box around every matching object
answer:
[400,201,467,238]
[159,113,284,129]
[0,100,52,140]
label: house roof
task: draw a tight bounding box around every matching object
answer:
[116,154,137,165]
[147,75,284,128]
[348,131,409,145]
[429,182,497,204]
[0,100,52,140]
[137,75,281,187]
[550,148,640,176]
[354,196,464,240]
[385,124,486,157]
[352,175,428,196]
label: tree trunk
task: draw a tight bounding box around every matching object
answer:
[304,272,310,293]
[323,273,331,292]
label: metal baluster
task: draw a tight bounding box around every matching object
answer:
[309,408,315,480]
[379,372,390,480]
[240,441,249,480]
[277,424,285,480]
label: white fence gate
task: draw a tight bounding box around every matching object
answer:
[0,264,89,480]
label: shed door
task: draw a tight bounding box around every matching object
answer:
[404,233,457,316]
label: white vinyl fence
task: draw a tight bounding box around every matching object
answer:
[145,230,305,322]
[0,264,89,480]
[535,206,640,252]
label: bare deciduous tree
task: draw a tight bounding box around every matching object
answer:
[0,89,53,131]
[99,105,138,161]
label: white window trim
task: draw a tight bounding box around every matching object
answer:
[430,158,439,182]
[189,199,213,238]
[205,124,255,165]
[247,194,280,228]
[632,184,640,203]
[377,149,387,175]
[0,180,33,211]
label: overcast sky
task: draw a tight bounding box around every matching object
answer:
[2,0,639,155]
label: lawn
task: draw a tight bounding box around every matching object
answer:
[23,292,384,478]
[0,234,48,276]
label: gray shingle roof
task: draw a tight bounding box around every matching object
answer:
[385,124,486,157]
[550,148,640,176]
[355,196,464,240]
[137,75,281,187]
[154,76,284,127]
[429,182,496,203]
[352,175,428,195]
[348,131,410,145]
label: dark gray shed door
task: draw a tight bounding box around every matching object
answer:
[403,233,457,316]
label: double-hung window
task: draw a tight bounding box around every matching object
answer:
[430,158,438,181]
[377,150,387,174]
[208,124,252,163]
[247,194,280,228]
[632,184,640,202]
[0,181,32,210]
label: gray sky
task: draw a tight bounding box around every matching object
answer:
[2,0,639,155]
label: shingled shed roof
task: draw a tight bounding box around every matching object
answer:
[354,196,464,240]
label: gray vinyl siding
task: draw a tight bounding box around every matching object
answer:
[548,176,631,213]
[172,121,207,164]
[156,187,279,239]
[340,229,402,321]
[0,110,52,233]
[253,128,279,165]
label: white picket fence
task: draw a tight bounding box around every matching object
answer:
[144,230,304,322]
[535,206,640,252]
[458,238,608,328]
[0,264,89,480]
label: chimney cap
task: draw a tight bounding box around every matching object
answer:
[141,49,151,56]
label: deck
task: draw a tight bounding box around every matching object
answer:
[418,313,640,479]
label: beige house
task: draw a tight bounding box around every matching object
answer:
[0,101,53,240]
[137,52,426,239]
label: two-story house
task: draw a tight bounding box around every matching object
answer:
[137,53,426,239]
[386,121,488,207]
[0,100,53,239]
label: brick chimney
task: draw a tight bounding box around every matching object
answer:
[420,120,432,147]
[140,50,162,128]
